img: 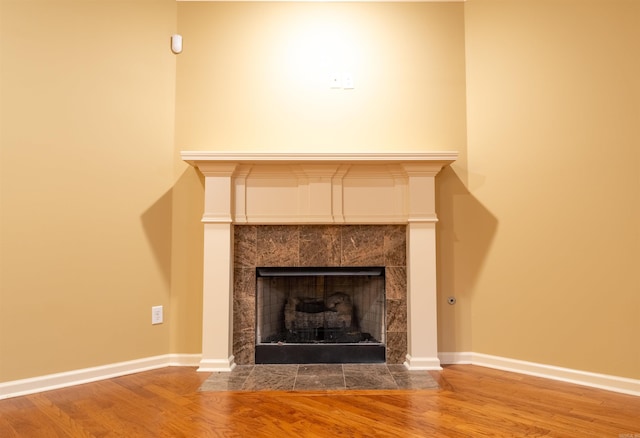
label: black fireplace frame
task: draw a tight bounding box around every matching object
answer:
[254,266,386,364]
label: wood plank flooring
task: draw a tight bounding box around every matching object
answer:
[1,364,638,437]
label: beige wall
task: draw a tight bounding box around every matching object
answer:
[462,0,639,378]
[2,0,638,384]
[174,2,467,153]
[0,0,177,381]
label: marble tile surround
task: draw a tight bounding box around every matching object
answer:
[233,225,408,365]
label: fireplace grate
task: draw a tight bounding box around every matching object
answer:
[264,328,379,344]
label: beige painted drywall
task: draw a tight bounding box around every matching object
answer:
[0,0,177,381]
[174,2,467,153]
[463,0,639,378]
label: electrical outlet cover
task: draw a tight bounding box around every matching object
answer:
[152,305,163,324]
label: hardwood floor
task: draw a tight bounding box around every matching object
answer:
[1,365,638,437]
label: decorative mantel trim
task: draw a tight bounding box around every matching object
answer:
[181,151,457,225]
[182,151,457,372]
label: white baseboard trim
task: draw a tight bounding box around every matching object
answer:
[404,354,443,371]
[3,352,637,399]
[439,351,640,397]
[197,355,236,372]
[0,353,202,400]
[168,353,203,367]
[438,351,473,365]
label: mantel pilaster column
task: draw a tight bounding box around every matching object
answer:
[403,163,445,370]
[198,163,238,372]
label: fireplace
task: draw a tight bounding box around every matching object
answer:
[255,266,386,364]
[182,151,457,372]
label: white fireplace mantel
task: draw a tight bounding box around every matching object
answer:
[182,151,457,371]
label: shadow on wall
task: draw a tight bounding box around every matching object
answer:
[140,188,174,287]
[140,167,206,290]
[160,167,205,352]
[436,165,498,352]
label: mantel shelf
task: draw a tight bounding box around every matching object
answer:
[181,151,458,165]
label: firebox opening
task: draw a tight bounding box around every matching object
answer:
[255,266,386,364]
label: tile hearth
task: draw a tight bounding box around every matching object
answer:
[198,364,439,392]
